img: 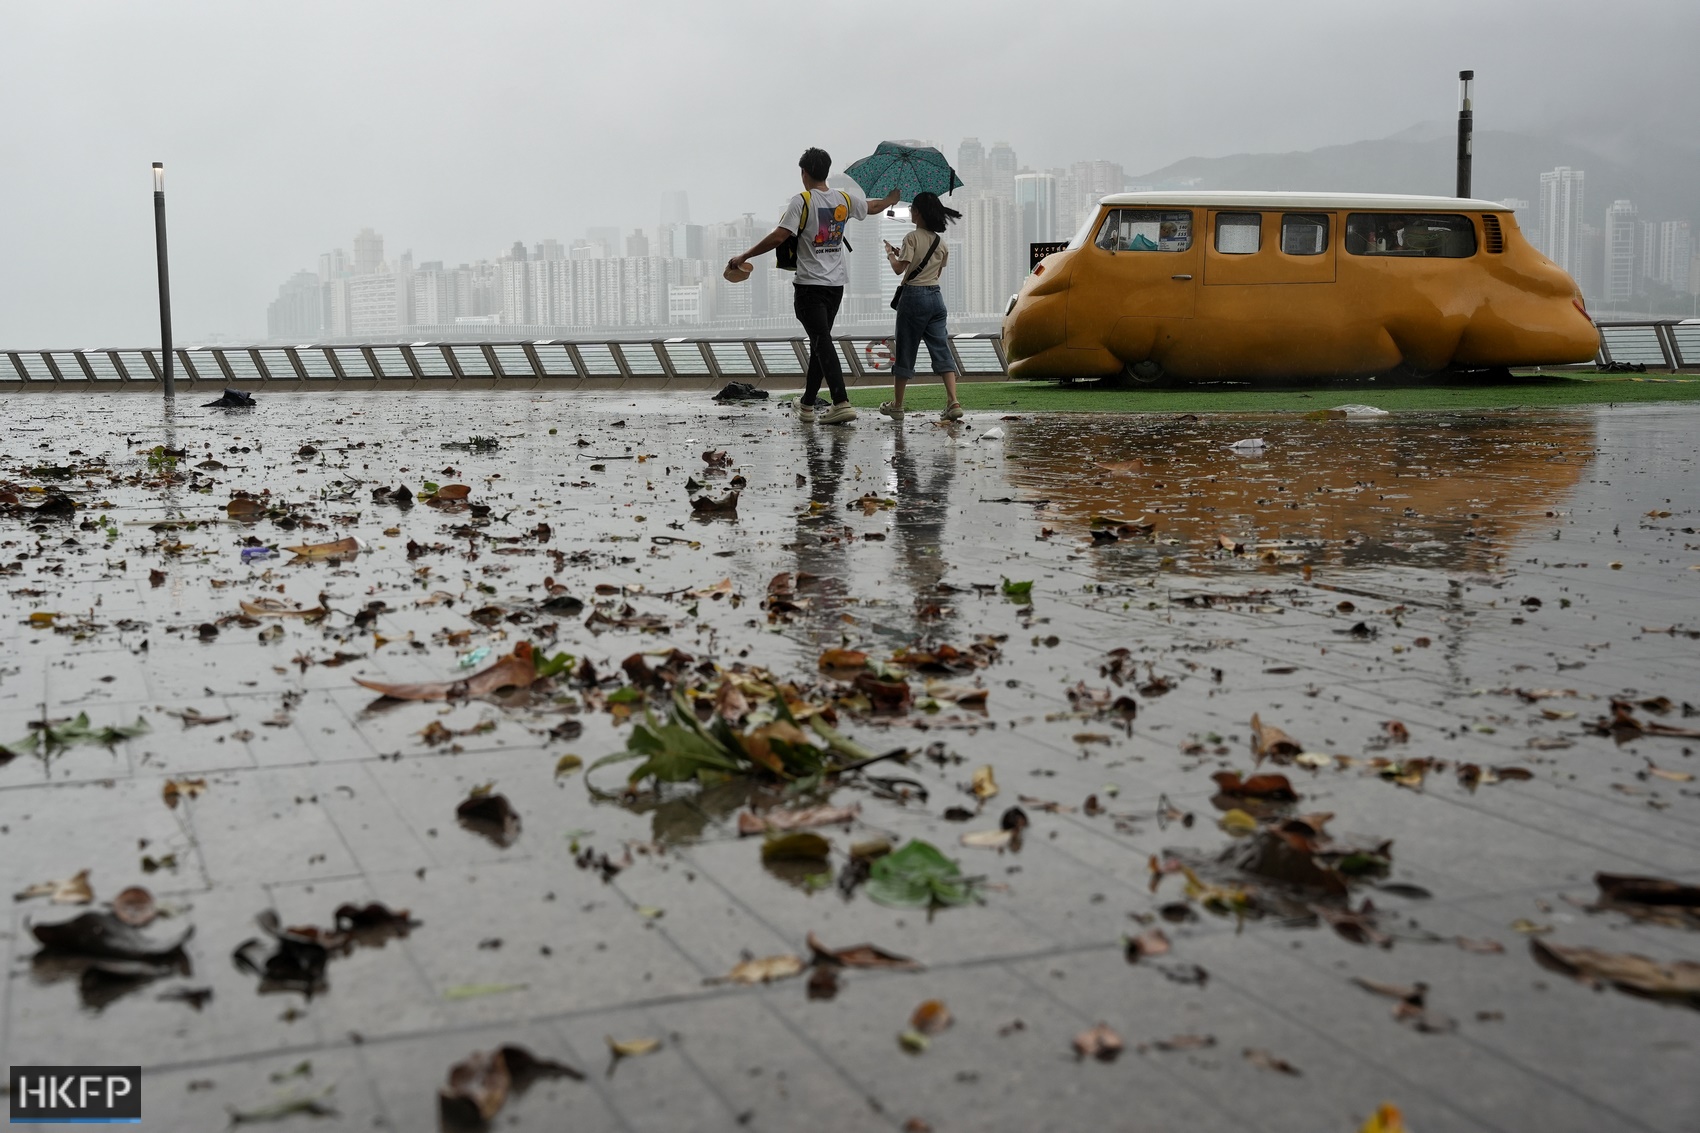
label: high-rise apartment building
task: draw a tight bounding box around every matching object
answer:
[986,142,1018,201]
[528,259,564,326]
[412,265,459,327]
[1015,170,1059,252]
[348,272,401,336]
[660,190,691,227]
[1659,220,1692,292]
[499,256,532,325]
[1537,167,1585,275]
[957,138,986,195]
[625,230,650,259]
[1604,199,1639,305]
[353,227,384,276]
[318,248,348,283]
[963,195,1014,316]
[266,271,323,340]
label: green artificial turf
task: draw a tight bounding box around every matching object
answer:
[831,373,1700,414]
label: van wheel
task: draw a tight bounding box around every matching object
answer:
[1122,360,1170,386]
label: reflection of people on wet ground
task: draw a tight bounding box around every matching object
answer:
[791,425,853,641]
[889,429,956,628]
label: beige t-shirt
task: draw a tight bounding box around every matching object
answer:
[897,228,948,286]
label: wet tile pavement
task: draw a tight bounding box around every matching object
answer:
[2,391,1697,1131]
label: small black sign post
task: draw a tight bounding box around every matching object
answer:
[1029,242,1068,272]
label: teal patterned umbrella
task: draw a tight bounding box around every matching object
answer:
[845,142,963,203]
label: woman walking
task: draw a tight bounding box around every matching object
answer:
[881,192,964,421]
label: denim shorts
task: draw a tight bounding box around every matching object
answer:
[893,285,953,379]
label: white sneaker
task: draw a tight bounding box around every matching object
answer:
[942,402,965,421]
[818,403,859,425]
[879,401,905,420]
[794,401,816,422]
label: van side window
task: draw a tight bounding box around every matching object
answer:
[1215,213,1261,254]
[1095,210,1192,252]
[1345,213,1477,258]
[1281,214,1329,255]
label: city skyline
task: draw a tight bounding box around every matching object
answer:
[264,138,1141,341]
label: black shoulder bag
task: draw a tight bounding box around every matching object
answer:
[890,234,941,310]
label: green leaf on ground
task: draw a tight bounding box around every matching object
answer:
[866,839,979,909]
[534,649,575,679]
[1000,578,1033,601]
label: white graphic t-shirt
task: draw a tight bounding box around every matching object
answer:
[778,186,869,287]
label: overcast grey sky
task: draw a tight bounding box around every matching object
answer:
[2,0,1695,344]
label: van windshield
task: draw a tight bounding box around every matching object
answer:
[1345,214,1476,257]
[1065,210,1100,251]
[1094,209,1193,252]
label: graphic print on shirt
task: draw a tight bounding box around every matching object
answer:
[812,192,850,252]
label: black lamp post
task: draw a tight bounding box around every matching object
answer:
[1456,70,1474,199]
[152,162,175,399]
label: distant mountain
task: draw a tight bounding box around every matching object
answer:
[1133,126,1700,225]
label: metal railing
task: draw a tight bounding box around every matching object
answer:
[1594,320,1700,373]
[0,333,1009,388]
[5,321,1693,388]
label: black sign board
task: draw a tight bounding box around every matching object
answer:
[1028,241,1069,271]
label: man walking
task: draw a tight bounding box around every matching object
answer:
[728,147,900,424]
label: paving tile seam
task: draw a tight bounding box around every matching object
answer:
[1231,931,1672,1133]
[1001,960,1303,1133]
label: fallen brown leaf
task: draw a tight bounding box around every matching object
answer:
[819,648,869,671]
[1124,928,1170,962]
[910,999,953,1034]
[1531,938,1700,1007]
[1072,1022,1123,1061]
[605,1035,661,1058]
[282,536,361,561]
[690,490,740,514]
[356,642,538,701]
[1250,713,1302,761]
[1212,771,1299,800]
[1243,1047,1301,1075]
[736,804,860,837]
[162,777,207,809]
[455,787,520,847]
[439,1044,581,1125]
[806,931,920,970]
[14,868,93,905]
[240,597,328,619]
[718,954,805,985]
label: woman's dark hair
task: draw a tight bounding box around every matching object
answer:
[910,192,962,233]
[799,147,832,181]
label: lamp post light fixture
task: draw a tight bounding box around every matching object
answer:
[152,162,175,399]
[1456,70,1474,199]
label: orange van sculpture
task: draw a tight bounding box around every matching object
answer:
[1001,192,1600,382]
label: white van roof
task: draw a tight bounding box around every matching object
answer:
[1099,191,1511,212]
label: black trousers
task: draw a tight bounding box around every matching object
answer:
[794,283,847,406]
